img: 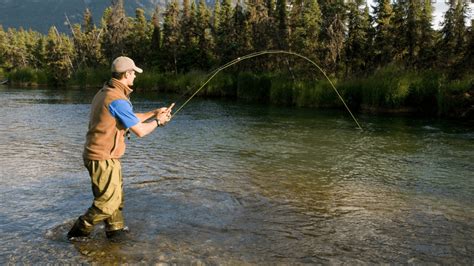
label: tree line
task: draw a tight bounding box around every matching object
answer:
[0,0,472,85]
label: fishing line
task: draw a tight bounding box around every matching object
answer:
[170,50,363,130]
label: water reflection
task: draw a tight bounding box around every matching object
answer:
[0,87,473,264]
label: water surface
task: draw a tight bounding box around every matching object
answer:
[0,86,473,264]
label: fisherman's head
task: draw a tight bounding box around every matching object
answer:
[111,56,143,86]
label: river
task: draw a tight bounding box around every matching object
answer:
[0,86,473,264]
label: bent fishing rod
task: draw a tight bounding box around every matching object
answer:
[169,50,363,130]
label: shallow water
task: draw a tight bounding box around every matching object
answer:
[0,86,473,264]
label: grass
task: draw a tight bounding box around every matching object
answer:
[5,65,474,119]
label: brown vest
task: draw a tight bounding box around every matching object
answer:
[83,78,134,160]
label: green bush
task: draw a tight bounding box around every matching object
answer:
[237,72,270,102]
[8,67,48,85]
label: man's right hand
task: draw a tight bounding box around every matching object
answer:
[156,103,174,126]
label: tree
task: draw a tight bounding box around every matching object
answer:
[126,8,152,66]
[275,0,289,49]
[45,26,75,84]
[290,0,321,60]
[195,0,213,69]
[417,0,436,68]
[215,0,235,64]
[390,0,407,63]
[373,0,393,67]
[102,0,129,62]
[162,0,181,73]
[438,0,467,68]
[83,8,94,33]
[323,3,346,74]
[150,6,162,68]
[232,0,253,58]
[345,0,370,76]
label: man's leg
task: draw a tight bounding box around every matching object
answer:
[68,159,124,238]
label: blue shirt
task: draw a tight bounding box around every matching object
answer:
[109,99,140,128]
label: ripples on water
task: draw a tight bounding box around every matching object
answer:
[0,87,473,264]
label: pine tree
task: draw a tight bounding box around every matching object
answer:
[406,0,423,67]
[212,0,221,34]
[196,0,213,69]
[127,8,152,66]
[390,1,407,63]
[324,2,346,74]
[373,0,393,67]
[150,6,162,68]
[275,0,289,49]
[102,0,129,62]
[345,0,370,76]
[417,0,435,68]
[233,0,253,57]
[83,8,94,33]
[215,0,235,64]
[162,0,181,73]
[0,26,7,69]
[45,26,75,84]
[290,0,322,58]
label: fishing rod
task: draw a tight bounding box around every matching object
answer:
[170,50,363,130]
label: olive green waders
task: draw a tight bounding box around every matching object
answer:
[68,159,125,237]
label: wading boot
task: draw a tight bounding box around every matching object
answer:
[106,226,129,241]
[67,219,91,240]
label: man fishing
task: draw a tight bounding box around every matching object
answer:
[67,56,173,240]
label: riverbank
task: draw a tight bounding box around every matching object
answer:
[5,66,473,119]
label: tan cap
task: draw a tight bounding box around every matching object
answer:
[111,56,143,73]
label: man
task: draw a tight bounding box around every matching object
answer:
[67,56,173,240]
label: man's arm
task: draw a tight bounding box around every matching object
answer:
[130,106,173,138]
[129,120,159,138]
[135,106,171,122]
[135,111,157,123]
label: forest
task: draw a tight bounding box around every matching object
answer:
[0,0,472,117]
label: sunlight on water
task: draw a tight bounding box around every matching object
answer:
[0,87,473,263]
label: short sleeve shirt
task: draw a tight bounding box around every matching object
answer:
[108,99,140,128]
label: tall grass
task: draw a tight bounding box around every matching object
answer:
[6,65,473,118]
[69,67,110,88]
[8,67,48,86]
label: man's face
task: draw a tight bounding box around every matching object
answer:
[126,70,136,86]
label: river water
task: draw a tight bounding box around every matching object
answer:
[0,86,472,264]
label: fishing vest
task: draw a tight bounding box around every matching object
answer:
[83,78,133,161]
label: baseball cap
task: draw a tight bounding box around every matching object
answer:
[111,56,143,73]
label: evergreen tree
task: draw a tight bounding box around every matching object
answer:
[3,28,29,70]
[439,0,467,67]
[324,2,346,74]
[45,26,75,84]
[196,0,213,69]
[406,0,423,66]
[212,0,221,34]
[150,6,162,68]
[417,0,436,68]
[83,8,94,33]
[0,26,7,69]
[373,0,393,67]
[162,0,181,73]
[127,8,152,66]
[32,35,47,69]
[215,0,235,64]
[345,0,370,76]
[248,0,273,51]
[390,0,407,63]
[232,0,253,57]
[290,0,322,58]
[275,0,289,49]
[102,0,129,62]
